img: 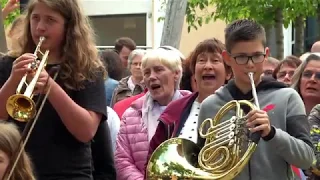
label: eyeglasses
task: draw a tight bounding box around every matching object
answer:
[263,70,273,76]
[231,54,266,65]
[277,71,295,80]
[302,70,320,80]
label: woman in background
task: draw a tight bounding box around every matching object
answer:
[115,49,191,180]
[0,121,35,180]
[110,49,146,107]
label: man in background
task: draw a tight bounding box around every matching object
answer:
[311,41,320,53]
[115,37,136,68]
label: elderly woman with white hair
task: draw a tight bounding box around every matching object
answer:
[110,49,146,107]
[114,49,191,180]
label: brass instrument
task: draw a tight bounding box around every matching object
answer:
[4,37,60,180]
[147,72,261,180]
[6,37,49,122]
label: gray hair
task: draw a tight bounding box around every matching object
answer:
[127,49,147,69]
[142,48,183,89]
[291,53,320,95]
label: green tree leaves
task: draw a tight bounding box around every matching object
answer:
[186,0,318,31]
[0,0,20,27]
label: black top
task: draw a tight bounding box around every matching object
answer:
[0,56,107,180]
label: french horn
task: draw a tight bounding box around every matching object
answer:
[146,72,261,180]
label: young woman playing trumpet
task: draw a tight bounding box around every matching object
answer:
[0,0,114,179]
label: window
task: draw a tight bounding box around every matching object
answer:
[305,17,318,52]
[89,14,147,48]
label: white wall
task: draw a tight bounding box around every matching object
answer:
[80,0,293,55]
[283,23,293,57]
[81,0,151,16]
[80,0,164,48]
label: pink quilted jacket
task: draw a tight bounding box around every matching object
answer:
[115,90,190,180]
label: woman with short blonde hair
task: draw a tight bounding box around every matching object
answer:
[115,48,191,180]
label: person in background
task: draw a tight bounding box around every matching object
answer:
[100,49,124,81]
[291,53,320,114]
[114,37,136,77]
[115,49,191,180]
[301,52,311,61]
[112,46,186,119]
[307,104,320,180]
[180,55,197,92]
[262,57,279,77]
[110,49,146,107]
[0,121,35,180]
[106,107,120,153]
[1,0,19,20]
[311,41,320,53]
[149,38,232,160]
[5,15,25,51]
[273,55,302,86]
[100,49,124,106]
[1,0,20,53]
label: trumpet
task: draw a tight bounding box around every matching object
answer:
[146,72,262,179]
[6,37,49,122]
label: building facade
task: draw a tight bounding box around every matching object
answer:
[81,0,294,57]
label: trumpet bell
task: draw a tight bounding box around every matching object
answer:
[6,94,36,122]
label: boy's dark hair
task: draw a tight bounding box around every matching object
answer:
[114,37,136,53]
[225,19,266,52]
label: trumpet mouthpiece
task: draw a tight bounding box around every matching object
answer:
[39,37,46,42]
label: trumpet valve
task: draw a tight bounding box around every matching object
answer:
[30,61,38,69]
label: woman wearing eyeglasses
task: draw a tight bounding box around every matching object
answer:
[291,53,320,114]
[291,53,320,179]
[273,55,302,86]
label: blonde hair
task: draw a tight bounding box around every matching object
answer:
[9,0,106,90]
[299,52,311,61]
[142,49,182,89]
[0,122,35,180]
[127,49,147,69]
[5,15,26,51]
[291,53,320,95]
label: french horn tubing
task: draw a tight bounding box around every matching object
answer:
[146,72,261,180]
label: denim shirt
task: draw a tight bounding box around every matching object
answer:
[104,78,119,106]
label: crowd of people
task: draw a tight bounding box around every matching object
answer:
[0,0,320,180]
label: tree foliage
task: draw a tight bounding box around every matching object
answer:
[186,0,319,32]
[0,0,20,27]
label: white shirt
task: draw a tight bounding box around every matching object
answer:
[147,105,167,142]
[178,101,200,144]
[127,76,135,92]
[107,107,120,154]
